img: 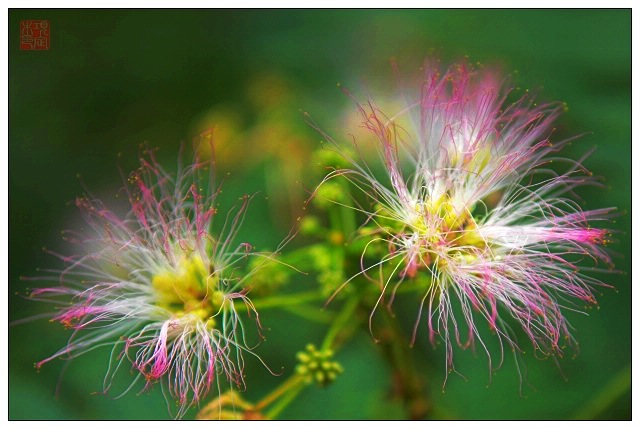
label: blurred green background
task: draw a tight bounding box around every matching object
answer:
[9,10,630,420]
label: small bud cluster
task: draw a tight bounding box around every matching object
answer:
[295,344,343,386]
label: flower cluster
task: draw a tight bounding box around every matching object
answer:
[321,61,615,377]
[23,60,619,419]
[29,146,266,416]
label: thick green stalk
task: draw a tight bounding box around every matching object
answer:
[378,307,431,419]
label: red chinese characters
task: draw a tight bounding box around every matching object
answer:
[20,20,50,50]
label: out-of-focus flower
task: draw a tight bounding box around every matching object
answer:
[192,107,245,166]
[190,72,315,228]
[320,61,616,378]
[28,145,269,417]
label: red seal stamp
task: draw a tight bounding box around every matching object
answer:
[20,20,50,50]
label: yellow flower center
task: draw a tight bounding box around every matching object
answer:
[407,194,487,266]
[151,255,223,326]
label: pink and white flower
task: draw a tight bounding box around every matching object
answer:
[28,146,268,417]
[321,61,616,380]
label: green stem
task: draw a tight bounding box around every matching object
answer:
[321,295,359,351]
[328,208,342,235]
[254,294,359,420]
[282,304,334,323]
[573,364,631,419]
[236,279,422,314]
[243,290,324,310]
[378,307,431,419]
[265,381,306,420]
[340,202,357,237]
[255,375,302,411]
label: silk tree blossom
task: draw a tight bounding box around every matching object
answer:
[27,146,273,417]
[319,62,616,380]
